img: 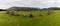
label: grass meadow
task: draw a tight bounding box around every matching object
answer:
[0,10,59,26]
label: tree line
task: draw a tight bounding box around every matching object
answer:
[42,7,60,10]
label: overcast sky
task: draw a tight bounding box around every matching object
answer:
[0,0,60,9]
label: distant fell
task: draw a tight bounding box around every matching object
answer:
[8,7,40,11]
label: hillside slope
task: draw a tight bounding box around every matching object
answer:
[8,7,40,11]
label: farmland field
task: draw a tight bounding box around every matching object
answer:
[0,10,60,26]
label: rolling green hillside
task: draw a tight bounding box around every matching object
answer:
[0,10,59,26]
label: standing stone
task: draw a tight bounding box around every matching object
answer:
[47,9,50,15]
[7,10,10,14]
[11,10,15,15]
[39,13,42,16]
[29,14,33,18]
[47,12,50,15]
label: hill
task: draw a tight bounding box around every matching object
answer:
[8,7,40,11]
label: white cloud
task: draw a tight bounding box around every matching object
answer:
[0,0,60,9]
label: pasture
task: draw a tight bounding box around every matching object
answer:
[0,10,59,26]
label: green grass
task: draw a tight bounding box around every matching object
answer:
[0,10,59,26]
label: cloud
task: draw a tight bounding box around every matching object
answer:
[0,0,60,9]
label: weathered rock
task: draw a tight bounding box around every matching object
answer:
[15,14,20,16]
[29,14,33,18]
[11,10,15,15]
[6,10,10,14]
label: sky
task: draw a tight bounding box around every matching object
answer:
[0,0,60,9]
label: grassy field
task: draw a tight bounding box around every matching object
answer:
[0,10,60,26]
